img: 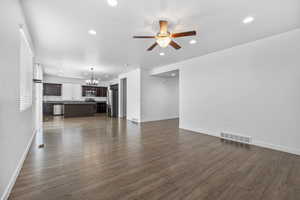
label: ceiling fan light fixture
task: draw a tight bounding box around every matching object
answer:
[133,20,196,51]
[189,39,197,44]
[156,37,171,48]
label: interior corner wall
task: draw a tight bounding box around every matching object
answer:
[0,0,34,199]
[178,29,300,155]
[141,69,179,122]
[118,69,141,122]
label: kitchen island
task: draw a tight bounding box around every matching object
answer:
[64,102,96,118]
[43,101,106,118]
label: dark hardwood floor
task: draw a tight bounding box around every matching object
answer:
[9,115,300,200]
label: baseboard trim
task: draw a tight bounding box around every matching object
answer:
[1,130,36,200]
[180,126,219,138]
[253,140,300,156]
[127,118,141,123]
[127,117,179,124]
[180,126,300,156]
[141,117,179,123]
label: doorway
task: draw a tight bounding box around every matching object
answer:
[110,84,119,117]
[120,78,127,118]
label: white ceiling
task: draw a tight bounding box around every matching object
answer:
[21,0,300,80]
[153,69,179,78]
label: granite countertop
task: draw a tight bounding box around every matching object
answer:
[43,101,106,105]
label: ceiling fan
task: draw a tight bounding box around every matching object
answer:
[133,20,196,51]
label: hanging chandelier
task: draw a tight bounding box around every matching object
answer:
[85,67,99,86]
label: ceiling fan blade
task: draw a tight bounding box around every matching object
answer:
[147,42,158,51]
[133,36,155,38]
[171,31,196,38]
[159,20,168,33]
[169,40,181,50]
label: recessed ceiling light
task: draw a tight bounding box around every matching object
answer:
[107,0,118,7]
[159,52,165,56]
[243,16,254,24]
[88,29,97,35]
[189,39,197,44]
[171,73,176,77]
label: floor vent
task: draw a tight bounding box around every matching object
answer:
[220,132,251,144]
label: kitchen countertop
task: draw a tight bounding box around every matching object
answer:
[44,101,106,104]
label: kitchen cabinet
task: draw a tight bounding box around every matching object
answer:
[43,103,53,116]
[96,102,107,113]
[82,86,96,97]
[64,103,96,118]
[82,86,107,97]
[97,87,107,97]
[43,83,62,96]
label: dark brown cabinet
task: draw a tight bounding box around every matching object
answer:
[96,87,107,97]
[64,103,96,118]
[82,86,107,97]
[43,103,53,116]
[43,83,62,96]
[82,86,95,96]
[96,102,107,113]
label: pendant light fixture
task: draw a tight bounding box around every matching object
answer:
[85,67,99,86]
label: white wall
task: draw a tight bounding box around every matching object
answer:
[44,74,109,85]
[33,64,43,136]
[43,74,108,102]
[118,68,179,122]
[119,69,141,122]
[141,70,179,122]
[0,0,35,199]
[173,29,300,155]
